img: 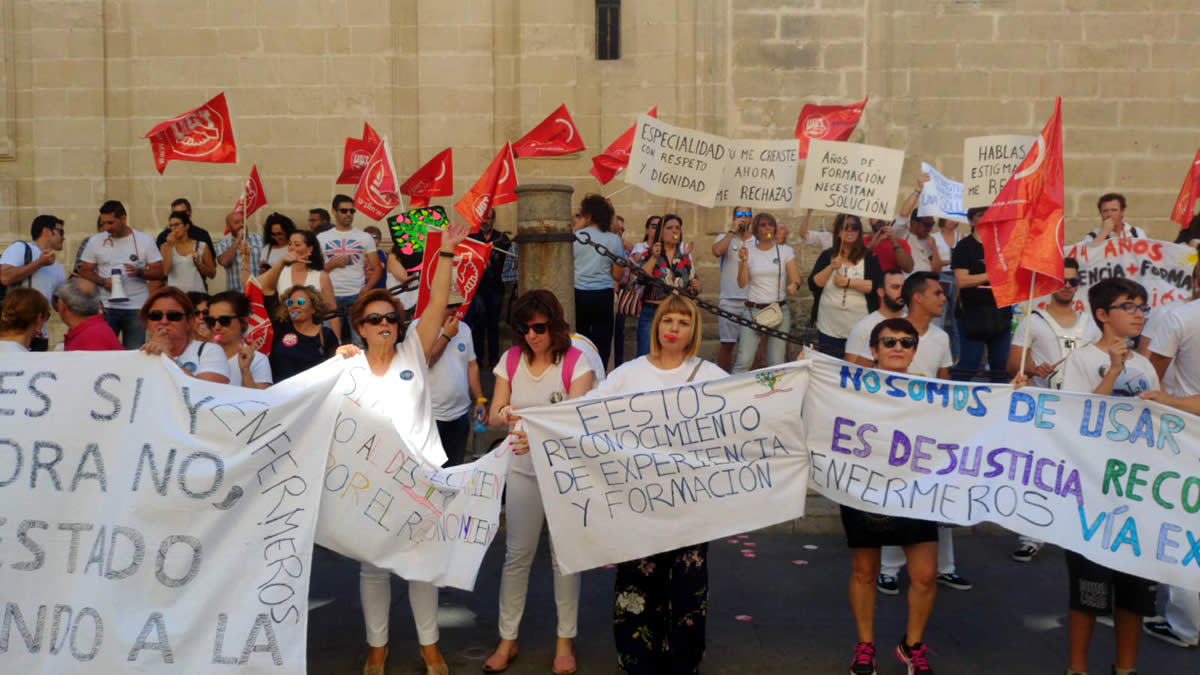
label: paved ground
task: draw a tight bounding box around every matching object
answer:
[306,533,1194,674]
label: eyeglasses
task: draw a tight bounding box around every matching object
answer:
[515,321,549,335]
[734,210,752,218]
[361,312,401,326]
[878,336,917,349]
[203,315,238,328]
[1105,302,1151,315]
[338,208,356,215]
[147,310,186,322]
[1064,278,1081,287]
[284,297,308,307]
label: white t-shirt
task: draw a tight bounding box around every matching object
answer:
[1084,222,1146,242]
[907,323,954,378]
[906,232,934,273]
[743,243,794,304]
[845,310,897,363]
[589,355,727,398]
[408,318,475,421]
[714,233,751,300]
[0,241,66,305]
[317,227,377,297]
[816,257,868,338]
[571,333,607,383]
[1145,300,1200,397]
[80,229,163,308]
[1012,309,1101,388]
[226,350,273,388]
[800,229,834,250]
[493,352,594,476]
[1062,343,1160,397]
[174,340,231,380]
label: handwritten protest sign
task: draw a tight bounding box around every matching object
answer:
[715,139,799,209]
[521,366,811,573]
[0,352,343,673]
[625,115,730,207]
[918,162,967,223]
[963,135,1036,208]
[803,352,1200,593]
[799,139,905,221]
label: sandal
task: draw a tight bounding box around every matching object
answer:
[552,652,577,675]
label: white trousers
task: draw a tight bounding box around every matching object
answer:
[497,469,580,640]
[881,527,956,577]
[360,562,440,647]
[1163,584,1200,645]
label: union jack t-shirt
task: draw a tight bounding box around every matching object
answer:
[317,228,377,297]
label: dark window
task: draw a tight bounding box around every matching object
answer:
[596,0,620,60]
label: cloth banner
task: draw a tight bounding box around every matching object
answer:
[798,139,905,221]
[803,352,1200,593]
[714,139,799,209]
[520,366,812,574]
[917,162,967,223]
[962,135,1036,209]
[314,355,509,590]
[624,115,730,207]
[0,352,343,673]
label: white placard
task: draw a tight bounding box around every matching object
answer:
[715,138,800,209]
[624,115,731,207]
[799,139,906,221]
[917,162,967,223]
[963,135,1037,208]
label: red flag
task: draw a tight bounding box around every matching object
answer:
[337,123,384,185]
[1170,148,1200,227]
[144,92,237,174]
[353,137,404,221]
[978,98,1065,308]
[414,230,492,320]
[794,97,867,159]
[454,143,517,232]
[244,276,273,355]
[590,106,657,184]
[362,122,381,146]
[400,148,454,209]
[513,104,586,157]
[233,164,268,219]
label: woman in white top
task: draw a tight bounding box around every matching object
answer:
[483,289,596,675]
[206,290,273,389]
[808,213,882,359]
[334,221,470,675]
[257,229,339,339]
[733,212,801,373]
[0,287,50,351]
[138,287,230,383]
[590,294,726,675]
[258,212,296,274]
[159,212,215,293]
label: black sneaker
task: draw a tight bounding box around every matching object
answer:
[876,574,899,595]
[850,641,877,675]
[1011,543,1040,563]
[936,572,973,591]
[896,640,934,674]
[1142,619,1196,648]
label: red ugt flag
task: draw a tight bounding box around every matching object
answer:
[590,106,657,184]
[454,143,517,232]
[1170,148,1200,227]
[513,104,586,157]
[978,98,1065,308]
[243,276,274,356]
[353,137,404,221]
[794,97,867,159]
[144,92,238,174]
[400,148,454,208]
[233,164,268,219]
[337,122,383,185]
[414,230,492,320]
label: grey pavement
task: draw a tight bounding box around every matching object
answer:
[306,533,1194,674]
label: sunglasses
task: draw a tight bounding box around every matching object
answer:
[285,297,308,307]
[1064,278,1081,287]
[515,321,549,335]
[734,210,752,218]
[843,223,863,232]
[147,310,186,322]
[1105,302,1151,315]
[879,336,917,349]
[361,312,401,326]
[203,315,238,328]
[338,208,356,215]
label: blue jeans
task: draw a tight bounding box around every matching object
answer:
[955,330,1012,382]
[636,302,658,357]
[732,304,791,373]
[104,306,145,349]
[336,295,361,347]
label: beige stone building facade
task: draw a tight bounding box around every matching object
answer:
[2,0,1198,327]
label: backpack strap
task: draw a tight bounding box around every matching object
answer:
[560,346,582,392]
[504,345,522,382]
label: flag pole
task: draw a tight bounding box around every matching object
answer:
[1017,272,1037,379]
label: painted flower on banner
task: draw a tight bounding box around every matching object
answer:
[754,370,794,398]
[616,591,645,615]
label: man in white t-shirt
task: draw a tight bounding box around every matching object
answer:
[844,269,906,367]
[76,200,165,349]
[0,215,66,351]
[408,308,485,466]
[318,194,381,346]
[1085,192,1146,242]
[711,206,755,371]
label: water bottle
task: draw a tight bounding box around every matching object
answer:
[472,398,487,432]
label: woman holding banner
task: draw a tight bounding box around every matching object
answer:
[334,221,471,675]
[808,214,881,359]
[733,212,801,373]
[636,214,699,357]
[589,293,726,674]
[483,289,596,675]
[206,290,272,389]
[138,287,230,383]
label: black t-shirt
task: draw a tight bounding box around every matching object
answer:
[951,235,997,309]
[269,320,337,382]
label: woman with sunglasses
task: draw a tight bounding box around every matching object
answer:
[257,229,340,339]
[186,291,212,342]
[733,212,801,373]
[268,286,337,383]
[259,213,297,274]
[808,213,881,359]
[0,287,51,351]
[207,290,273,389]
[842,317,940,675]
[482,289,596,675]
[160,211,215,293]
[138,287,230,383]
[636,214,699,357]
[333,221,470,675]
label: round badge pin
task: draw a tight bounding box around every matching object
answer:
[400,370,415,380]
[458,343,466,352]
[282,333,298,347]
[550,392,564,403]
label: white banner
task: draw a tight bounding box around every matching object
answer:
[917,162,967,223]
[520,366,812,574]
[0,352,343,674]
[798,139,905,221]
[963,134,1036,208]
[625,115,729,207]
[715,139,799,209]
[803,352,1200,593]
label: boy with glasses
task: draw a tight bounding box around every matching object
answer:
[318,194,381,346]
